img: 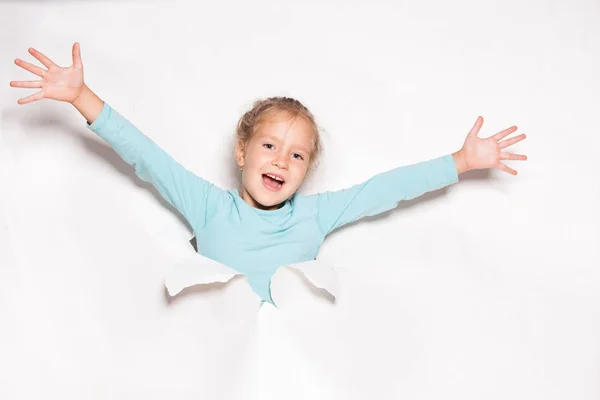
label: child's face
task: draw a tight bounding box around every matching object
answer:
[236,111,314,210]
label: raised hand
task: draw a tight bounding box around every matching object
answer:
[454,116,528,175]
[10,42,85,105]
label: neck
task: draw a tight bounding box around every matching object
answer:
[239,186,286,211]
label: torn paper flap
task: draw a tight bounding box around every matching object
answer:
[164,253,244,297]
[288,259,340,299]
[270,260,340,307]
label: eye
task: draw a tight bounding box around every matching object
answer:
[293,153,304,160]
[263,143,274,150]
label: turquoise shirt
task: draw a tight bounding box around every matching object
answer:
[87,103,459,303]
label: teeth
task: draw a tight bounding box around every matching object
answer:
[266,174,283,182]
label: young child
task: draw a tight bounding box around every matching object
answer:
[10,43,527,304]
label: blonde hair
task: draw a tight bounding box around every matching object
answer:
[235,96,323,171]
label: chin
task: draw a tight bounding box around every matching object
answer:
[256,191,290,208]
[249,184,293,209]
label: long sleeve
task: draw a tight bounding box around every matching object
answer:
[314,154,459,236]
[86,102,222,230]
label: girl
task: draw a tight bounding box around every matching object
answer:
[10,43,527,304]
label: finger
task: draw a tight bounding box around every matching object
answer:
[72,42,83,69]
[498,162,517,175]
[499,133,527,149]
[468,116,484,137]
[17,91,44,105]
[14,58,46,77]
[10,80,43,89]
[28,47,57,69]
[500,152,527,161]
[492,126,518,141]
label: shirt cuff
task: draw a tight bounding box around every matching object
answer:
[441,153,460,185]
[86,101,112,132]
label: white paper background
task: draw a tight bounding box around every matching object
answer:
[1,0,599,399]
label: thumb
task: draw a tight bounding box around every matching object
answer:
[468,116,483,138]
[72,42,83,69]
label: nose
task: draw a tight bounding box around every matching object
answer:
[271,152,288,169]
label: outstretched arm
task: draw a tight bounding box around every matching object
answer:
[10,43,222,230]
[86,101,220,229]
[314,117,527,236]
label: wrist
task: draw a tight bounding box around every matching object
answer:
[71,84,104,124]
[452,149,469,175]
[71,84,90,107]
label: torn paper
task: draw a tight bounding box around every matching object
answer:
[270,260,340,306]
[164,252,244,297]
[165,252,340,309]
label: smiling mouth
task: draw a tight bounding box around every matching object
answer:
[262,174,284,191]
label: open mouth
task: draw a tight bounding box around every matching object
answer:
[262,173,285,191]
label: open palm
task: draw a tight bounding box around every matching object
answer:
[10,42,85,104]
[461,116,527,175]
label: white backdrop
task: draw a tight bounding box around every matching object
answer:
[1,0,599,399]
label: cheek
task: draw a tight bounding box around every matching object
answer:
[243,150,262,168]
[290,163,308,181]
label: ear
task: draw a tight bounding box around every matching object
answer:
[235,140,246,170]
